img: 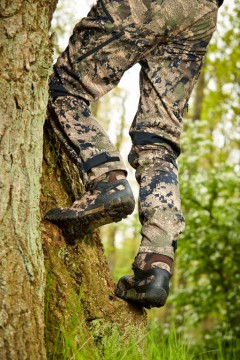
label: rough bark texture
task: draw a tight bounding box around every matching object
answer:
[42,120,147,359]
[0,1,57,359]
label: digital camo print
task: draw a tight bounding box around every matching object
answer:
[48,0,219,259]
[48,96,126,185]
[129,144,184,259]
[45,175,135,240]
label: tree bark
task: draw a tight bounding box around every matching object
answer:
[0,1,57,359]
[192,69,206,121]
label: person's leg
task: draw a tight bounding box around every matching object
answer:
[47,95,126,186]
[116,0,219,307]
[45,0,164,238]
[48,1,134,187]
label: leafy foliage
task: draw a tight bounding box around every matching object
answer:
[171,119,240,345]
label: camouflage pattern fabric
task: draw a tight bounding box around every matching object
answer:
[48,96,126,185]
[49,0,219,260]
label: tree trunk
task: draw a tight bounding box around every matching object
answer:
[192,69,206,121]
[0,1,57,359]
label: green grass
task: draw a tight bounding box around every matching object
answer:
[147,323,194,360]
[48,306,240,360]
[193,339,240,360]
[50,321,192,359]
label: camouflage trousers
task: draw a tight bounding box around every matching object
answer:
[49,0,218,259]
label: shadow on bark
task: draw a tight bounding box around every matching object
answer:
[41,118,146,358]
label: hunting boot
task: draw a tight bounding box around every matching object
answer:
[115,253,172,308]
[45,170,135,240]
